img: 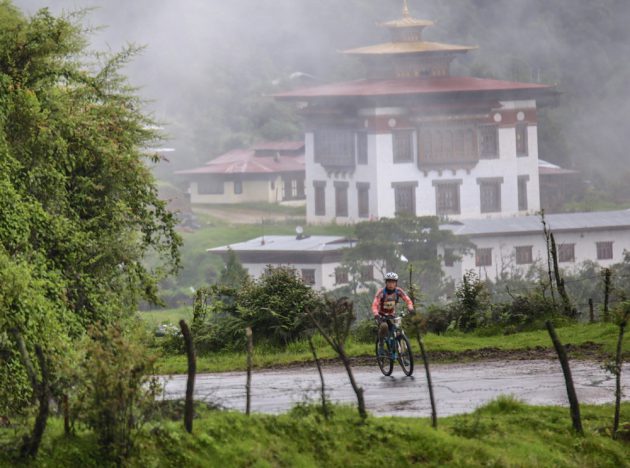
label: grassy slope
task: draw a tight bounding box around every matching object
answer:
[3,401,628,467]
[152,322,625,374]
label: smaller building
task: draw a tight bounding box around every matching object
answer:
[441,210,630,282]
[176,141,305,205]
[209,235,378,290]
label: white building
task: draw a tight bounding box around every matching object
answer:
[208,235,378,291]
[441,210,630,282]
[275,5,557,224]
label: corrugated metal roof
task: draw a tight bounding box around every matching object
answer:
[251,141,304,151]
[175,152,304,175]
[275,76,551,100]
[208,235,354,253]
[442,210,630,237]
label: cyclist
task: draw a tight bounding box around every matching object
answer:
[372,272,414,350]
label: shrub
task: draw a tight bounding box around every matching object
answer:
[74,323,160,464]
[350,318,377,344]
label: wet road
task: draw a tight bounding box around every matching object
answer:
[160,360,630,417]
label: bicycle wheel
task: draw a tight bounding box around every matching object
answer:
[397,334,414,376]
[375,337,393,376]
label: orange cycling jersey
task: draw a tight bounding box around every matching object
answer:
[371,287,413,317]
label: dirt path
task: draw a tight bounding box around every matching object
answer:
[160,360,629,417]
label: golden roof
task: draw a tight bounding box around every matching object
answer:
[344,41,476,55]
[383,0,434,28]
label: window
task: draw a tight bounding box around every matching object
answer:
[518,176,529,211]
[314,181,326,216]
[444,248,456,267]
[296,178,305,199]
[357,182,370,218]
[357,132,368,165]
[197,179,224,195]
[479,126,498,159]
[361,265,374,281]
[516,124,528,156]
[334,182,348,217]
[434,182,461,215]
[479,178,502,213]
[596,241,613,260]
[233,180,243,195]
[335,267,348,285]
[515,246,533,265]
[314,129,355,167]
[393,130,414,163]
[301,269,315,286]
[393,182,417,215]
[475,248,492,267]
[418,125,478,166]
[558,244,575,263]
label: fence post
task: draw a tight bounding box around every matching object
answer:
[603,268,611,322]
[246,327,253,416]
[589,298,595,323]
[179,320,196,434]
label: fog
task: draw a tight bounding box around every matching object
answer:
[12,0,630,190]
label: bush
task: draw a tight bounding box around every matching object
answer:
[74,323,160,464]
[350,318,377,344]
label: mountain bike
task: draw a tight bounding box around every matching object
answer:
[375,314,414,376]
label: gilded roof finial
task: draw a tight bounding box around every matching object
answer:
[402,0,410,18]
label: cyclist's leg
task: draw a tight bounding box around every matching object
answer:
[377,320,388,355]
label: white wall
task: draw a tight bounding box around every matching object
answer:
[443,228,630,283]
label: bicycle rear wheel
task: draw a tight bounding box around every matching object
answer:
[397,335,414,376]
[375,338,393,376]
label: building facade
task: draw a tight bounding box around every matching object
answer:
[176,141,305,205]
[276,5,557,224]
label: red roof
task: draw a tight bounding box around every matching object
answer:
[275,76,551,100]
[175,149,304,175]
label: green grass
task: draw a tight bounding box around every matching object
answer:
[139,307,192,329]
[2,400,628,467]
[194,201,306,216]
[152,322,625,374]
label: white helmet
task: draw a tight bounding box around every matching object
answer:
[384,272,399,281]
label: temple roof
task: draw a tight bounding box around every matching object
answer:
[382,17,434,29]
[344,41,475,55]
[275,76,552,100]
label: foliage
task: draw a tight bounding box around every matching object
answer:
[73,323,160,464]
[342,216,470,301]
[218,247,250,287]
[454,270,491,332]
[2,402,630,467]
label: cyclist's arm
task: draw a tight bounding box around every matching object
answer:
[371,289,383,318]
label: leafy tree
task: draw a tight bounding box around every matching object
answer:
[218,247,250,287]
[343,216,470,300]
[0,3,180,420]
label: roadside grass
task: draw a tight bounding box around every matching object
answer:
[152,322,625,374]
[139,307,192,329]
[2,401,628,467]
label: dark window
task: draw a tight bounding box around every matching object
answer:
[197,179,224,195]
[335,267,348,285]
[233,180,243,194]
[361,265,374,281]
[418,125,479,167]
[479,126,498,159]
[357,183,370,218]
[516,124,528,156]
[596,241,613,260]
[314,182,326,216]
[394,184,416,215]
[314,130,355,167]
[296,179,305,199]
[558,244,575,263]
[515,246,533,265]
[479,180,502,213]
[475,248,492,267]
[518,176,528,211]
[357,132,368,165]
[301,269,315,286]
[393,130,414,163]
[435,183,461,215]
[444,248,456,267]
[335,183,348,217]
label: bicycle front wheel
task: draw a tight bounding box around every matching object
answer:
[375,338,393,376]
[397,335,414,376]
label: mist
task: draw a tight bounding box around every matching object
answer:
[12,0,630,194]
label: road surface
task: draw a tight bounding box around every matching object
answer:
[160,360,629,417]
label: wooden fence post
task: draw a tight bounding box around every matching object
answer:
[179,320,196,434]
[588,298,595,323]
[246,327,253,416]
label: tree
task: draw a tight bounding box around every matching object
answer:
[219,248,250,286]
[0,3,180,423]
[344,216,470,300]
